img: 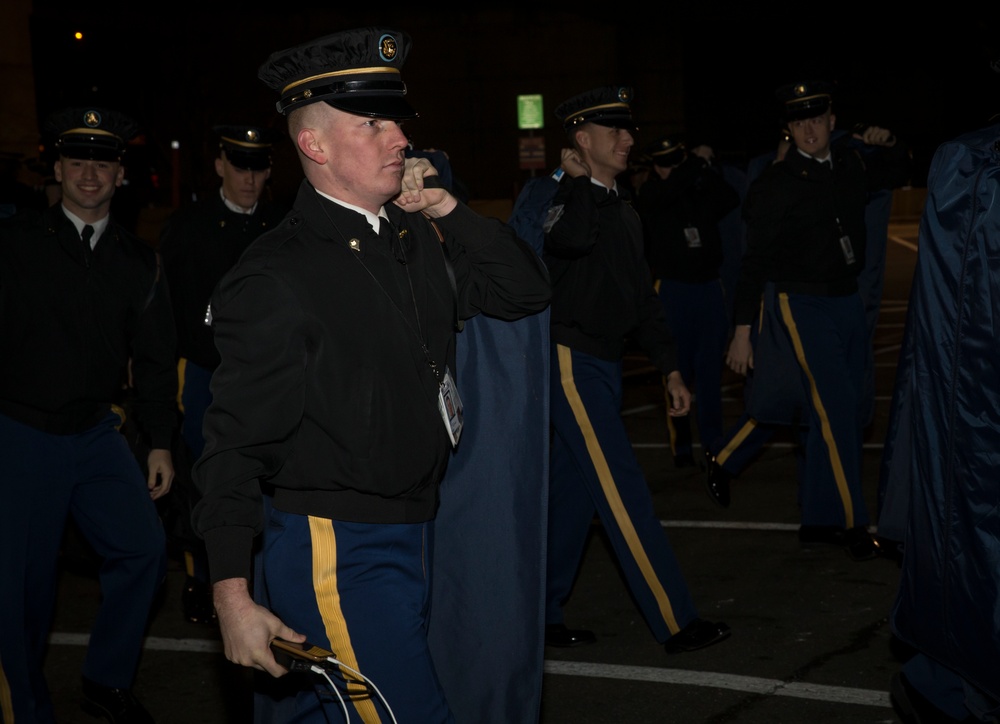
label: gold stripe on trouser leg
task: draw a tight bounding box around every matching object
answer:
[664,376,679,452]
[557,344,679,632]
[715,297,765,467]
[776,294,854,527]
[308,516,381,722]
[653,280,680,453]
[716,418,757,467]
[0,664,13,724]
[177,358,187,412]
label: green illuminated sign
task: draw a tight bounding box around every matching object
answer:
[517,94,544,130]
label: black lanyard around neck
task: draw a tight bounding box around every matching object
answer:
[319,200,443,383]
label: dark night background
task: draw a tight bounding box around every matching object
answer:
[20,3,1000,212]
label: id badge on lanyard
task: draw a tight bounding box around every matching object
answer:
[437,366,464,447]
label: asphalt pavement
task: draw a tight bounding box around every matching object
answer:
[42,222,922,723]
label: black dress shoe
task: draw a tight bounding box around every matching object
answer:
[844,527,878,562]
[798,524,846,546]
[663,619,731,654]
[181,576,217,625]
[673,452,696,469]
[875,535,904,566]
[545,623,596,648]
[799,525,878,561]
[703,452,731,508]
[890,671,974,723]
[81,677,154,724]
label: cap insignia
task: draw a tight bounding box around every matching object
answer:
[83,110,101,128]
[379,34,398,62]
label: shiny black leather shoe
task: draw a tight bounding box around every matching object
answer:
[81,677,154,724]
[673,452,696,469]
[544,623,596,648]
[799,525,879,561]
[181,576,217,625]
[844,526,879,562]
[797,524,846,546]
[664,619,731,654]
[890,671,974,723]
[875,535,904,566]
[703,452,732,508]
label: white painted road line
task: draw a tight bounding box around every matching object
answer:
[49,633,891,709]
[544,661,891,708]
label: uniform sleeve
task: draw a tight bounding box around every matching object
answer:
[733,175,781,326]
[191,267,310,583]
[543,175,602,259]
[631,257,680,377]
[864,141,912,192]
[129,251,179,450]
[430,201,551,321]
[699,162,742,220]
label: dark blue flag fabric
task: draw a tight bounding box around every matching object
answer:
[879,123,1000,703]
[427,183,552,723]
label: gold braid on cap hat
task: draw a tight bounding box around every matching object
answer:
[220,136,272,149]
[60,127,121,140]
[568,101,631,125]
[786,93,830,105]
[281,66,401,96]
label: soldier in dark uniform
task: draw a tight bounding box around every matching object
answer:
[542,86,730,655]
[0,106,177,723]
[158,124,287,624]
[635,136,741,469]
[708,79,910,560]
[190,28,551,722]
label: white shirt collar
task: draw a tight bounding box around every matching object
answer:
[315,189,386,232]
[589,178,618,194]
[62,206,109,247]
[219,187,257,215]
[798,149,832,166]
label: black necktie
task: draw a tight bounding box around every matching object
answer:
[377,217,391,241]
[379,217,406,264]
[81,225,94,263]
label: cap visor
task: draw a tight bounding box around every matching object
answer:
[588,117,637,131]
[225,151,271,171]
[324,96,418,120]
[784,101,830,122]
[58,145,122,162]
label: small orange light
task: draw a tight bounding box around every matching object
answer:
[74,31,83,40]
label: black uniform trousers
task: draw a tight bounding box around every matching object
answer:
[545,344,698,642]
[0,410,166,723]
[657,277,728,460]
[251,496,455,723]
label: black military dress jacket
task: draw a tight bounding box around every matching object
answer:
[0,205,177,447]
[159,192,288,370]
[192,180,551,582]
[636,155,741,283]
[734,140,910,326]
[543,174,679,376]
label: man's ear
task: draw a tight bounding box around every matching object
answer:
[829,113,836,132]
[297,127,325,164]
[214,157,225,179]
